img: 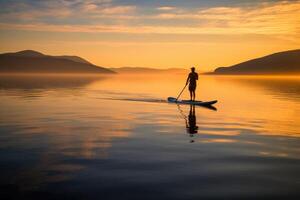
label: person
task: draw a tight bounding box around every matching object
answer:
[185,67,198,101]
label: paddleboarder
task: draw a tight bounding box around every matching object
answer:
[185,67,198,101]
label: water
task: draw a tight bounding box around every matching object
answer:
[0,74,299,199]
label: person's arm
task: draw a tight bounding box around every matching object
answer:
[196,73,199,80]
[185,74,190,85]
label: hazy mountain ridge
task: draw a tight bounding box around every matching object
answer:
[213,49,300,75]
[2,50,45,57]
[55,55,92,64]
[110,67,188,74]
[0,50,114,74]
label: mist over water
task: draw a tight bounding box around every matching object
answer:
[0,74,300,199]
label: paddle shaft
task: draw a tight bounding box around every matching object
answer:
[176,84,187,101]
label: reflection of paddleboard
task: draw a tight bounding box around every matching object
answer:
[167,97,218,106]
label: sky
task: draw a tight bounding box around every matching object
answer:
[0,0,299,71]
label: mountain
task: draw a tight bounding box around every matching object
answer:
[54,55,92,64]
[110,67,187,74]
[213,49,300,75]
[2,50,45,57]
[0,50,115,74]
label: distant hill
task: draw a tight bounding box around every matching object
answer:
[55,55,92,64]
[110,67,187,74]
[213,49,300,75]
[2,50,45,57]
[0,50,115,74]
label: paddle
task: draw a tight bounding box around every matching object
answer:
[176,83,187,101]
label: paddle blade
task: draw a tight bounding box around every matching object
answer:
[167,97,177,102]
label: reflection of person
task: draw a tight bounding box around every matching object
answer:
[185,67,198,101]
[186,105,198,143]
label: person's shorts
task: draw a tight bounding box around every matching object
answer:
[189,84,196,91]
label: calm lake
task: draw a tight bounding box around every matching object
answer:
[0,74,300,199]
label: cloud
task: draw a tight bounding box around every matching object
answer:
[157,6,176,11]
[81,1,136,15]
[83,3,98,11]
[100,6,136,14]
[151,1,300,35]
[0,0,136,22]
[0,22,296,37]
[0,0,299,38]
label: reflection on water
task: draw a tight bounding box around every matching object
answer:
[216,76,300,101]
[0,74,300,199]
[0,74,107,89]
[0,74,107,100]
[186,105,198,143]
[177,104,199,143]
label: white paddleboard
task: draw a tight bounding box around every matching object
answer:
[167,97,217,106]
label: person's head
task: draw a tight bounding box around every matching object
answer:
[191,67,195,72]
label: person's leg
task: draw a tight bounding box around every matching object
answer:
[192,90,196,101]
[189,90,192,101]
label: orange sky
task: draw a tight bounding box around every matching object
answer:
[0,0,299,71]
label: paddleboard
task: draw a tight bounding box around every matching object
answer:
[167,97,217,106]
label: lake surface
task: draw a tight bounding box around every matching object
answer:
[0,74,300,199]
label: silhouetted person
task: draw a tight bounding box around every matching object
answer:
[185,67,198,101]
[186,105,198,143]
